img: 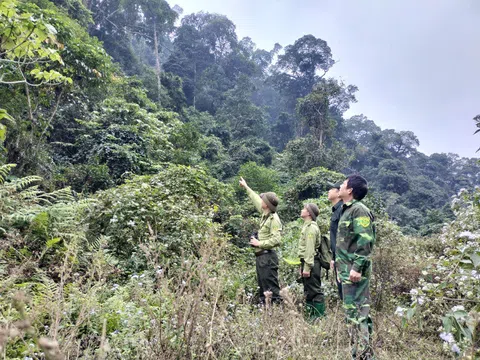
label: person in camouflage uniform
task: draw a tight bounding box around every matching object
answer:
[336,175,376,360]
[298,203,328,320]
[239,177,282,304]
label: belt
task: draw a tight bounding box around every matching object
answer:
[255,249,274,257]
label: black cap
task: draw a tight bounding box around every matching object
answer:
[327,181,343,190]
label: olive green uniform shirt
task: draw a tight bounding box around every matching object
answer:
[297,220,321,273]
[246,188,282,252]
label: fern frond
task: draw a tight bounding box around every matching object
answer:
[0,164,16,184]
[11,176,42,191]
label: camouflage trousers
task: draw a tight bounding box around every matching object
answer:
[342,276,374,359]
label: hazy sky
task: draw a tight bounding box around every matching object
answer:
[168,0,480,158]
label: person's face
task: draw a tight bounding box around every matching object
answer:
[327,187,340,202]
[338,179,352,200]
[300,206,310,219]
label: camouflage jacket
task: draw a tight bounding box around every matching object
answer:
[297,220,321,272]
[247,188,282,252]
[335,200,375,280]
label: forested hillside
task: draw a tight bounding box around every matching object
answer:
[1,0,479,358]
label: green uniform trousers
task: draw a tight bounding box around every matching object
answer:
[255,250,281,303]
[301,255,324,303]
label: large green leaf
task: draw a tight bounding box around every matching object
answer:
[0,124,6,142]
[470,252,480,268]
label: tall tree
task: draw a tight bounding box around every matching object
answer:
[271,35,335,105]
[296,79,357,146]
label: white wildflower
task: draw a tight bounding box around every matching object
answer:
[452,305,465,312]
[127,220,136,227]
[440,332,454,343]
[410,289,418,296]
[394,306,405,317]
[451,343,461,354]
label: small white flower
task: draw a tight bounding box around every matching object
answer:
[452,305,465,312]
[138,282,143,286]
[110,216,118,224]
[410,289,418,296]
[127,220,136,227]
[440,332,454,343]
[451,343,461,354]
[394,306,405,317]
[417,296,425,305]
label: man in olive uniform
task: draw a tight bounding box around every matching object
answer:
[298,203,328,319]
[328,181,344,299]
[336,175,375,360]
[239,177,282,304]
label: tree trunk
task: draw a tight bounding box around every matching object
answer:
[153,21,162,106]
[193,63,196,110]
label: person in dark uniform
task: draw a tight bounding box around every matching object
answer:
[328,181,344,299]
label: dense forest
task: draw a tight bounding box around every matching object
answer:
[1,0,479,358]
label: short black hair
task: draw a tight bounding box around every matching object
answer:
[346,174,368,200]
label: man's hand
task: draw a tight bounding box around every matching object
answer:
[302,271,311,278]
[249,237,260,247]
[349,269,361,283]
[239,177,248,189]
[330,260,335,270]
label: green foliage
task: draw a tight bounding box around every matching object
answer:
[396,188,480,357]
[281,166,344,222]
[296,79,357,147]
[70,97,181,180]
[280,135,349,177]
[87,164,232,271]
[0,0,72,85]
[237,162,280,195]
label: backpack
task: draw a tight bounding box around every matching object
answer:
[317,234,333,270]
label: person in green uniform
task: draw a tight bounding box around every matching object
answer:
[327,181,344,300]
[298,203,328,320]
[336,174,375,360]
[239,177,282,304]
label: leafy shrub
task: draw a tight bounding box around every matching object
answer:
[396,188,480,357]
[281,166,344,221]
[86,164,233,272]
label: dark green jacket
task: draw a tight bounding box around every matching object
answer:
[335,200,375,281]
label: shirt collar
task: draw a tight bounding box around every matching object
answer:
[332,200,343,212]
[343,199,359,209]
